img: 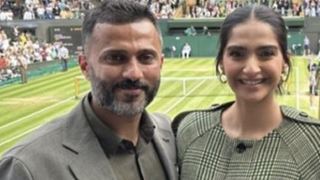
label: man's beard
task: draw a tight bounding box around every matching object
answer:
[89,68,160,117]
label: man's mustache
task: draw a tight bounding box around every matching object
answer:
[113,79,149,91]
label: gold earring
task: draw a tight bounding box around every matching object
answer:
[220,74,227,83]
[281,66,289,82]
[218,66,227,83]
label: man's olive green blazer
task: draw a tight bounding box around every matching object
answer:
[0,97,178,180]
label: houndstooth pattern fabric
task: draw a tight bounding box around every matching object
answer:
[176,103,320,180]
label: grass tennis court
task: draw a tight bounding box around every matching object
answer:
[0,57,317,156]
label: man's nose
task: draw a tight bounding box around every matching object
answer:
[122,59,143,80]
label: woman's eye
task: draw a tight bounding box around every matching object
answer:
[229,51,245,58]
[259,50,275,59]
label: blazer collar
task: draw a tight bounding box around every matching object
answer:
[62,98,116,180]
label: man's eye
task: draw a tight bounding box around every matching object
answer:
[138,53,156,64]
[102,54,127,64]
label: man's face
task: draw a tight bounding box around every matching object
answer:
[82,19,163,117]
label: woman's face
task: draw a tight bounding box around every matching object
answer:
[221,19,287,103]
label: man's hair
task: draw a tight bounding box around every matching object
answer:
[82,0,162,46]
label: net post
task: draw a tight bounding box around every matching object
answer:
[74,76,80,99]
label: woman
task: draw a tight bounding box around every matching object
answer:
[174,5,320,180]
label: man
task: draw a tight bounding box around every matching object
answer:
[184,26,197,36]
[304,35,310,56]
[0,53,7,70]
[181,42,191,59]
[58,43,69,71]
[16,49,28,84]
[0,1,177,180]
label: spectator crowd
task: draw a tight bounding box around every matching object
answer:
[0,0,307,21]
[0,0,94,21]
[304,0,320,17]
[137,0,305,19]
[0,27,69,83]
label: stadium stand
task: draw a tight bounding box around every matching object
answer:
[0,0,94,20]
[0,0,306,21]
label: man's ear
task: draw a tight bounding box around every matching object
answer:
[160,54,164,69]
[79,55,89,79]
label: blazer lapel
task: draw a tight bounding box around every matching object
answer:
[153,121,178,180]
[61,102,116,180]
[67,136,115,180]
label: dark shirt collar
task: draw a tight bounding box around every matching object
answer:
[83,93,155,156]
[140,113,156,142]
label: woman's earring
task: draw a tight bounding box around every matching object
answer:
[281,66,289,82]
[218,66,227,83]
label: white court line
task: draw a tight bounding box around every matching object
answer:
[0,92,89,148]
[163,79,207,114]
